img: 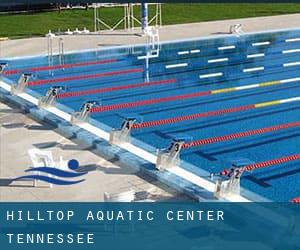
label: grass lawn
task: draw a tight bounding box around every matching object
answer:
[0,3,299,39]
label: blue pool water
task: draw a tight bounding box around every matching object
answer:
[2,28,300,201]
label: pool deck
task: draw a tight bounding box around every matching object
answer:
[1,13,299,58]
[0,14,299,202]
[0,101,191,201]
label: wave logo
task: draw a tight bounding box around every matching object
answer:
[13,159,87,185]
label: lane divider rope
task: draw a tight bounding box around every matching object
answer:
[90,77,300,114]
[182,121,300,148]
[131,96,300,129]
[291,197,300,203]
[91,90,212,113]
[241,154,300,172]
[57,78,177,98]
[3,59,118,75]
[28,68,143,86]
[219,154,300,181]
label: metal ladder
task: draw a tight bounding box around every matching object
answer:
[144,27,160,81]
[47,36,54,75]
[58,38,65,69]
[47,36,65,75]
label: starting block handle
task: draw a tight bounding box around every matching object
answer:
[11,73,32,95]
[121,117,136,130]
[0,62,8,74]
[38,86,64,108]
[156,139,185,170]
[71,100,99,124]
[109,117,139,145]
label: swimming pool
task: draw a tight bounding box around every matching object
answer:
[1,28,300,202]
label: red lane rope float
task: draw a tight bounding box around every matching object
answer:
[28,68,143,86]
[57,78,177,99]
[219,154,300,177]
[3,59,118,75]
[291,197,300,203]
[182,121,300,149]
[90,90,213,113]
[242,154,300,172]
[131,105,255,129]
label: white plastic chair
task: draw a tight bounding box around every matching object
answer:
[65,29,73,35]
[28,148,56,188]
[45,30,55,38]
[82,27,90,34]
[73,28,82,34]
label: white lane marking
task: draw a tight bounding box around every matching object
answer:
[208,58,228,63]
[178,51,189,55]
[178,49,200,55]
[282,49,300,54]
[283,61,300,67]
[243,67,264,73]
[190,49,201,54]
[252,41,270,46]
[166,63,188,69]
[247,53,265,58]
[280,96,300,103]
[280,77,300,83]
[200,72,223,78]
[137,54,159,60]
[218,45,235,50]
[285,38,300,43]
[235,84,260,90]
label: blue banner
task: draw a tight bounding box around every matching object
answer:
[0,202,299,249]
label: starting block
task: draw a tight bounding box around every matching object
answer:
[11,73,32,95]
[38,86,65,108]
[71,101,99,124]
[0,62,7,74]
[156,135,192,170]
[214,158,254,199]
[109,114,143,145]
[214,169,242,199]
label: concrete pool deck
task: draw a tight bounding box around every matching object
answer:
[0,14,299,202]
[0,13,299,58]
[0,101,191,201]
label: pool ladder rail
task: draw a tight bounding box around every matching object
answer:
[58,38,65,69]
[46,32,65,76]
